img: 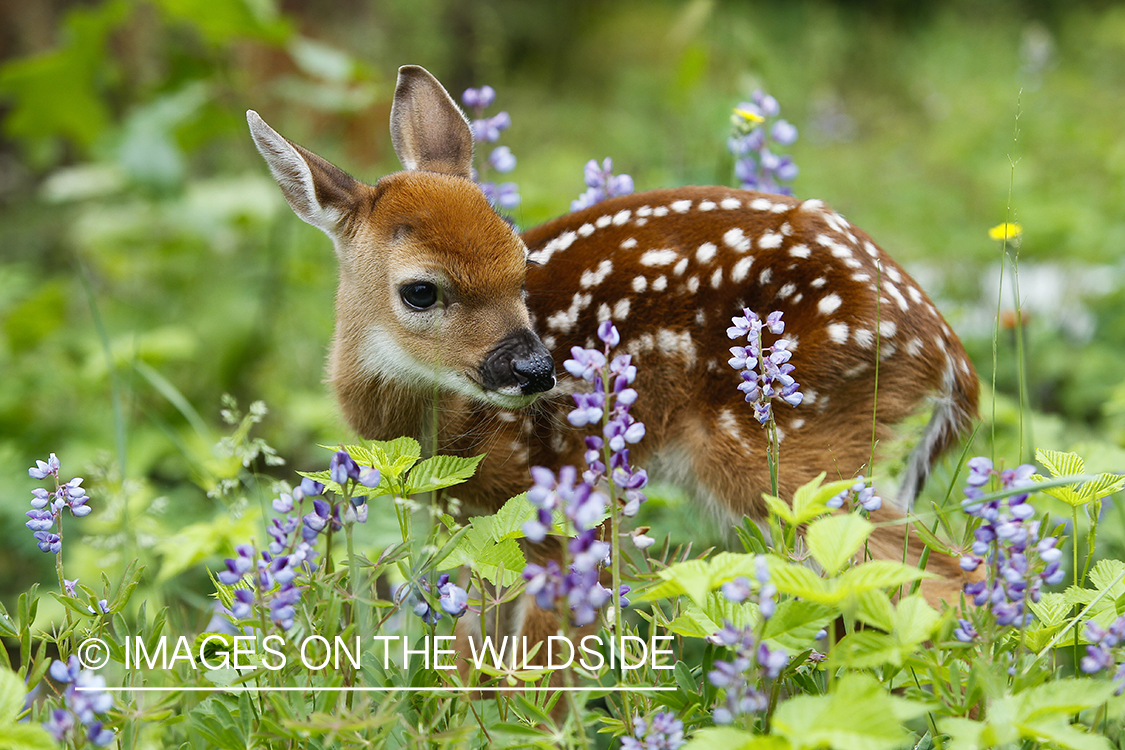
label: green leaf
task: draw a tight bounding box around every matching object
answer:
[0,722,59,750]
[791,473,858,525]
[1036,448,1085,479]
[760,600,836,651]
[835,630,903,668]
[838,560,934,596]
[911,521,955,556]
[854,589,896,632]
[806,514,874,575]
[684,727,790,750]
[642,552,762,607]
[763,493,795,524]
[892,595,941,645]
[405,453,484,495]
[772,673,916,750]
[0,667,25,722]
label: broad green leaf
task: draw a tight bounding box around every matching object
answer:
[1028,592,1070,628]
[1036,448,1085,479]
[363,437,422,479]
[806,514,873,575]
[893,595,941,645]
[0,722,58,750]
[404,453,484,495]
[854,589,896,632]
[760,600,835,651]
[642,552,762,607]
[835,630,902,668]
[684,728,789,750]
[668,594,755,639]
[772,673,917,750]
[156,511,262,583]
[0,667,25,721]
[838,560,934,596]
[1018,678,1116,720]
[791,473,858,525]
[764,557,832,603]
[763,493,795,524]
[1019,720,1111,750]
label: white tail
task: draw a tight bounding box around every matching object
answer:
[249,64,980,656]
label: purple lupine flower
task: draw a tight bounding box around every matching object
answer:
[621,711,685,750]
[330,450,360,485]
[461,85,496,110]
[960,458,1058,629]
[570,157,634,212]
[437,574,469,617]
[43,656,115,745]
[728,309,802,424]
[953,618,978,642]
[721,576,752,604]
[707,621,772,724]
[26,454,94,555]
[29,454,60,479]
[730,91,799,195]
[488,146,516,173]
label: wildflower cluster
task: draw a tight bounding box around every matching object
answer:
[216,450,381,630]
[621,712,686,750]
[729,90,799,195]
[43,656,115,747]
[826,476,883,513]
[708,556,788,724]
[1080,615,1125,694]
[522,321,643,625]
[571,157,634,211]
[26,453,90,554]
[394,572,469,625]
[959,457,1063,629]
[727,309,802,425]
[462,85,519,210]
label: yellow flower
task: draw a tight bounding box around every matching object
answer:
[988,222,1023,241]
[733,107,765,124]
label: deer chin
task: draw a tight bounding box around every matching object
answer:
[463,376,543,410]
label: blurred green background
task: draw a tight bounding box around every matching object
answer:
[2,0,1124,617]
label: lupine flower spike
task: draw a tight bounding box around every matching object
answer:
[729,90,799,195]
[26,453,91,555]
[571,157,634,211]
[462,85,519,210]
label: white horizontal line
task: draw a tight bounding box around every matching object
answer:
[80,686,676,693]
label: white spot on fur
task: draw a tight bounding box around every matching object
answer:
[653,206,669,217]
[724,227,752,253]
[580,259,613,288]
[759,268,773,286]
[810,277,827,289]
[792,293,803,303]
[641,249,679,267]
[542,334,556,350]
[800,199,824,212]
[711,268,723,289]
[732,256,754,283]
[621,237,637,249]
[789,244,810,259]
[696,242,718,264]
[886,265,902,283]
[720,197,741,209]
[632,276,647,293]
[879,320,897,338]
[717,408,743,442]
[614,298,631,320]
[852,273,871,283]
[597,303,611,322]
[750,198,773,211]
[636,206,653,217]
[546,292,592,333]
[906,337,923,356]
[695,308,706,326]
[864,241,879,258]
[529,229,577,265]
[653,276,668,291]
[613,210,631,225]
[595,215,612,228]
[673,258,689,276]
[791,418,805,429]
[657,328,697,365]
[818,293,841,315]
[671,199,692,213]
[686,276,700,294]
[827,323,850,344]
[854,328,874,348]
[803,388,818,405]
[578,223,595,237]
[908,286,924,304]
[699,200,716,211]
[759,231,783,249]
[885,282,909,311]
[777,282,796,299]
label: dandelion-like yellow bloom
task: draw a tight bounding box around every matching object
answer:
[733,107,765,124]
[988,222,1023,241]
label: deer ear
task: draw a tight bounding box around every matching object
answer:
[247,110,360,237]
[390,65,474,180]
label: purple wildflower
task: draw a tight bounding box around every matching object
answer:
[707,621,773,724]
[621,712,685,750]
[729,90,799,196]
[571,157,634,211]
[43,656,115,745]
[728,309,802,425]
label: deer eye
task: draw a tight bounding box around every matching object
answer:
[400,282,440,310]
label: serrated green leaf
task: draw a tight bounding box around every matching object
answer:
[791,473,858,525]
[763,493,795,524]
[835,630,903,668]
[0,721,59,750]
[838,560,934,597]
[765,556,833,603]
[1028,592,1070,627]
[1036,449,1085,479]
[893,595,941,645]
[684,727,790,750]
[1019,678,1116,719]
[772,673,915,750]
[855,589,896,632]
[806,514,874,575]
[1085,473,1125,500]
[761,600,835,651]
[405,453,484,495]
[0,667,25,722]
[641,552,762,607]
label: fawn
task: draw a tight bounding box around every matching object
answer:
[248,65,980,667]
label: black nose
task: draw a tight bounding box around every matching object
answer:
[480,328,557,396]
[513,354,556,394]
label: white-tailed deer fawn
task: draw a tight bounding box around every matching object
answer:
[248,65,980,660]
